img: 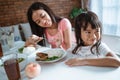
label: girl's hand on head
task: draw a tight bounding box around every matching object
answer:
[65,58,86,66]
[25,35,43,47]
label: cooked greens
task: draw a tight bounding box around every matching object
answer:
[18,58,24,63]
[44,56,59,61]
[18,47,24,53]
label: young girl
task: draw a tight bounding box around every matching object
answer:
[25,2,73,50]
[65,11,120,67]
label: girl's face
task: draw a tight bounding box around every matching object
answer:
[81,23,101,46]
[32,9,52,27]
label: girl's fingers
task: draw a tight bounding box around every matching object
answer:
[34,37,43,43]
[25,35,44,47]
[31,35,43,42]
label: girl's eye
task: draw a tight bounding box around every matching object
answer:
[85,31,91,34]
[35,19,40,24]
[95,29,100,33]
[41,14,45,18]
[96,30,100,32]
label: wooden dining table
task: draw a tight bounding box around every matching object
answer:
[0,41,120,80]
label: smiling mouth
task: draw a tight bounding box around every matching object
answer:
[88,39,96,43]
[91,40,97,43]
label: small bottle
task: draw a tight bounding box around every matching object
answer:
[0,43,3,57]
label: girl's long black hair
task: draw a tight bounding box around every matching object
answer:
[72,11,102,56]
[27,2,62,46]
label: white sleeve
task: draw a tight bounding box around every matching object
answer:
[99,42,112,56]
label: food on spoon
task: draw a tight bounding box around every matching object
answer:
[25,62,41,79]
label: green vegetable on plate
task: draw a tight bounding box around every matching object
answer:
[45,56,59,61]
[18,47,24,53]
[18,58,24,63]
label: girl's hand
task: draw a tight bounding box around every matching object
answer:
[25,35,43,47]
[65,58,87,66]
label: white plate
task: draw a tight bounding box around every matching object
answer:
[36,48,67,63]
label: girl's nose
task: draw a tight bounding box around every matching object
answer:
[91,34,96,39]
[41,20,45,24]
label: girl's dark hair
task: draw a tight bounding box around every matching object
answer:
[72,11,102,56]
[27,2,62,46]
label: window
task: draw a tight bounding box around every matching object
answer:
[90,0,120,36]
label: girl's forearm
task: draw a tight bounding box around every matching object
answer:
[83,57,120,67]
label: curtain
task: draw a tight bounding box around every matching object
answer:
[90,0,120,36]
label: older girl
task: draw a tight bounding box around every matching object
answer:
[25,2,73,50]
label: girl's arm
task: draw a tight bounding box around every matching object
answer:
[60,18,72,50]
[62,27,72,50]
[65,52,120,67]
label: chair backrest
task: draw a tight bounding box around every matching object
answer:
[19,23,32,41]
[0,23,32,41]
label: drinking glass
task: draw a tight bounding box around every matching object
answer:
[1,53,21,80]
